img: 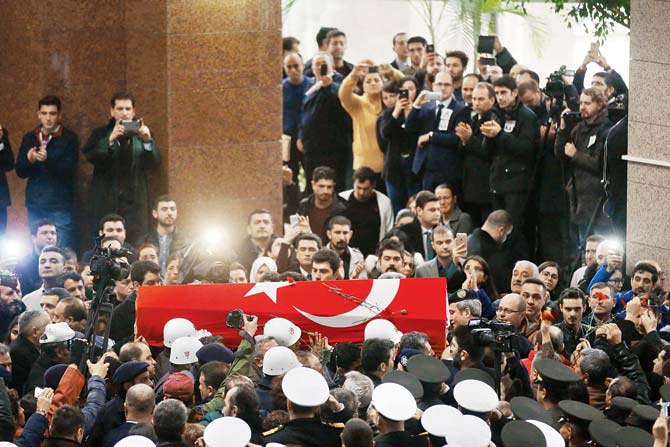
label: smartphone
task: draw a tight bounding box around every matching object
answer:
[425,91,442,101]
[664,402,670,417]
[590,42,600,53]
[477,36,495,54]
[320,63,328,76]
[398,88,409,100]
[367,66,379,74]
[426,43,435,54]
[289,214,299,226]
[34,387,43,398]
[455,233,467,246]
[479,56,496,66]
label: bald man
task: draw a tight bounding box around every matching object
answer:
[283,52,309,183]
[102,384,155,447]
[495,293,533,358]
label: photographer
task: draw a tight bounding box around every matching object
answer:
[554,88,612,242]
[84,92,160,243]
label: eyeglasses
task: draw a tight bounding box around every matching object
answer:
[608,278,623,284]
[497,307,523,315]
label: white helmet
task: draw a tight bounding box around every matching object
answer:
[163,318,196,348]
[262,346,301,376]
[364,319,402,344]
[263,317,301,347]
[170,336,203,365]
[203,417,251,447]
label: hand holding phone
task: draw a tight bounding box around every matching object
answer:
[426,44,435,54]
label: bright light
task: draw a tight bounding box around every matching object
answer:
[0,236,30,270]
[204,228,224,246]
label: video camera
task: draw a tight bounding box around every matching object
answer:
[89,236,132,283]
[467,318,519,353]
[544,65,579,121]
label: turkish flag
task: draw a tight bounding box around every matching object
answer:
[136,278,447,352]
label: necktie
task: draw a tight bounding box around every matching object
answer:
[434,103,444,129]
[425,231,435,260]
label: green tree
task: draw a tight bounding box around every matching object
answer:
[545,0,630,39]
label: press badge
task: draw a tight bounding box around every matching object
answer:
[438,108,453,131]
[504,120,516,133]
[588,135,597,147]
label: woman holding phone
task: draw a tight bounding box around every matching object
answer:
[377,76,421,213]
[339,60,403,192]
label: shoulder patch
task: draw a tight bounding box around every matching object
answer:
[326,422,345,429]
[263,425,283,436]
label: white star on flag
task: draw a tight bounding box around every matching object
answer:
[244,281,291,303]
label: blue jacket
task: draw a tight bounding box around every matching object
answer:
[16,413,49,447]
[15,126,79,210]
[405,99,468,179]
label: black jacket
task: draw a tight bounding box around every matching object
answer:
[15,252,41,295]
[10,334,40,395]
[109,291,137,342]
[397,219,431,259]
[297,194,348,242]
[554,110,612,225]
[460,109,497,204]
[485,100,540,194]
[467,228,513,294]
[264,417,342,447]
[24,354,58,395]
[374,431,426,447]
[0,128,14,207]
[377,108,418,185]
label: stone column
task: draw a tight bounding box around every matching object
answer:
[627,0,670,271]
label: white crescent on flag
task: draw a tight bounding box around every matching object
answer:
[292,279,401,328]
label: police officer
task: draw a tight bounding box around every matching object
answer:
[263,366,342,446]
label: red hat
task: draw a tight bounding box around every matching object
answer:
[163,372,194,403]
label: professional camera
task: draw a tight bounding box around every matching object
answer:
[89,236,132,282]
[226,309,254,329]
[467,318,519,353]
[544,65,574,98]
[544,65,579,121]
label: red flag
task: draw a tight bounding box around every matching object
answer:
[136,278,447,352]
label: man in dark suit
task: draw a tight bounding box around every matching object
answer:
[397,191,441,260]
[480,75,540,237]
[390,32,411,72]
[415,225,467,292]
[102,383,155,447]
[467,210,515,294]
[0,124,14,235]
[109,261,161,342]
[9,310,50,394]
[405,72,470,192]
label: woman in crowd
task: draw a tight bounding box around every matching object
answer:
[463,255,500,301]
[339,60,403,191]
[539,261,562,300]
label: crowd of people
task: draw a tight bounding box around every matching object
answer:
[0,23,665,447]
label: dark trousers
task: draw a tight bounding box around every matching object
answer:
[287,140,304,184]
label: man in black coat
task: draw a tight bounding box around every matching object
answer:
[397,191,441,260]
[480,76,539,240]
[467,210,515,294]
[109,261,161,342]
[84,92,160,243]
[299,52,351,191]
[0,125,14,235]
[10,310,50,394]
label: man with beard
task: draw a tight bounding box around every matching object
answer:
[519,278,547,344]
[589,260,659,317]
[0,272,25,341]
[135,195,190,275]
[445,51,468,102]
[554,288,591,359]
[325,216,367,279]
[298,166,348,243]
[554,88,612,240]
[377,239,405,276]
